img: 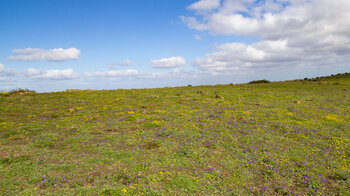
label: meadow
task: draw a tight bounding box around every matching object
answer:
[0,74,349,195]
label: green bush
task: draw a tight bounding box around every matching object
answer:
[248,79,271,84]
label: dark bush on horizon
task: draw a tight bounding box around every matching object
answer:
[248,79,271,84]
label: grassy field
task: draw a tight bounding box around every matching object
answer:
[0,74,349,195]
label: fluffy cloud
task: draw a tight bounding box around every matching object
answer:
[150,56,187,68]
[187,0,221,11]
[182,0,350,72]
[192,40,306,73]
[0,63,79,80]
[8,48,81,61]
[24,68,78,80]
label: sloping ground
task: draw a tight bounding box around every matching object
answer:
[0,74,349,195]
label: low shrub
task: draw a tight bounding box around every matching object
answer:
[248,79,271,84]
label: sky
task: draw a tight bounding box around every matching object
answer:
[0,0,349,92]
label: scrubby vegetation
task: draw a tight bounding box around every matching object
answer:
[0,74,349,195]
[248,79,271,84]
[7,88,36,95]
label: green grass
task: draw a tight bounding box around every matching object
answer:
[0,73,349,195]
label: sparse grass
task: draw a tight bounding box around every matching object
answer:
[0,73,349,195]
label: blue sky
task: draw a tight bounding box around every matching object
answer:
[1,0,349,92]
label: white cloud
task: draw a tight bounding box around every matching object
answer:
[91,69,139,78]
[8,48,81,61]
[192,40,307,74]
[187,0,221,11]
[24,68,78,80]
[182,0,350,73]
[107,59,132,69]
[150,56,187,68]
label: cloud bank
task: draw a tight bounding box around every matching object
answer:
[151,56,187,68]
[8,48,81,62]
[24,68,78,80]
[182,0,350,73]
